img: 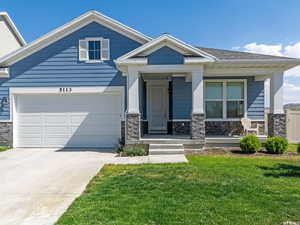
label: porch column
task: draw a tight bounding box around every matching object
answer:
[191,66,205,142]
[126,67,140,143]
[268,71,286,137]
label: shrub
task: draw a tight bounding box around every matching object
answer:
[122,144,147,157]
[265,136,288,154]
[297,143,300,154]
[240,135,261,153]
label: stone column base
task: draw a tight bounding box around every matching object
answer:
[0,122,13,146]
[191,113,205,142]
[125,113,140,143]
[268,113,286,137]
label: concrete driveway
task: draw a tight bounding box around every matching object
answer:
[0,148,116,225]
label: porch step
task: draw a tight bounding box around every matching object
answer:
[149,144,184,155]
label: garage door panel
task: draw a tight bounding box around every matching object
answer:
[44,126,70,135]
[16,93,122,148]
[18,114,43,124]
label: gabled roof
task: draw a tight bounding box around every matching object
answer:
[0,12,26,46]
[115,34,217,64]
[195,46,299,62]
[0,10,152,66]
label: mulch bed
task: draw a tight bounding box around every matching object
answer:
[186,147,300,158]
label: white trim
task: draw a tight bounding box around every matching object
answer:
[9,86,124,121]
[115,34,216,64]
[122,64,206,74]
[204,79,247,120]
[269,71,284,114]
[0,12,26,46]
[184,57,212,64]
[0,67,9,77]
[10,86,124,95]
[10,86,125,148]
[0,10,151,66]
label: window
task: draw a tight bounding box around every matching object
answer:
[205,80,246,119]
[79,38,110,62]
[88,40,101,60]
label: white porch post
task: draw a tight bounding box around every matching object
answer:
[127,68,140,114]
[270,71,284,114]
[268,71,286,137]
[192,66,204,114]
[191,66,205,142]
[126,67,140,142]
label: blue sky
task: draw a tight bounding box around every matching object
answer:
[1,0,300,103]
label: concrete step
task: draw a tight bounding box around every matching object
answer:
[149,144,184,155]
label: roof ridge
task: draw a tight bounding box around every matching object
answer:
[195,46,299,60]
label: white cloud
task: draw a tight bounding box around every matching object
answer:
[243,42,283,56]
[236,42,300,77]
[235,42,300,104]
[283,81,300,104]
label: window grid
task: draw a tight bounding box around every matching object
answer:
[205,80,246,120]
[88,40,101,61]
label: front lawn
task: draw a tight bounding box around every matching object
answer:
[56,155,300,225]
[0,146,10,152]
[288,144,299,153]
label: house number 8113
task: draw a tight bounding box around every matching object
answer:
[59,88,72,93]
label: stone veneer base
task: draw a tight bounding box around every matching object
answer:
[268,113,286,137]
[125,113,140,143]
[191,113,205,142]
[0,122,13,146]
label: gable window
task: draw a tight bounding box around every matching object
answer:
[79,38,110,62]
[205,80,247,120]
[88,40,101,60]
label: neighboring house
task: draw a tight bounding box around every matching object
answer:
[0,10,298,148]
[0,12,25,58]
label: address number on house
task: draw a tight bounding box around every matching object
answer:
[59,87,72,93]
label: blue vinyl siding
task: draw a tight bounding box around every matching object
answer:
[247,77,265,119]
[0,22,141,120]
[172,76,265,120]
[172,77,192,119]
[148,46,184,65]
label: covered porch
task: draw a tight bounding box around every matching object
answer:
[115,34,298,147]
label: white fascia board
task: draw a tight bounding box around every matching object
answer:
[0,12,26,46]
[116,34,217,63]
[0,67,9,77]
[255,75,272,81]
[0,11,152,66]
[184,57,212,64]
[115,58,147,65]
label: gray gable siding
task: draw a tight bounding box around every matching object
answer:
[172,76,264,120]
[148,46,184,65]
[0,22,142,120]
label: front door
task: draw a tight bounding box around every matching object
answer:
[147,81,168,134]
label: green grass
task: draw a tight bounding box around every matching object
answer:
[0,146,10,152]
[56,155,300,225]
[288,144,299,153]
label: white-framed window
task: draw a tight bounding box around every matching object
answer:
[78,37,110,62]
[205,80,247,120]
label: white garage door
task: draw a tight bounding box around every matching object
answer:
[15,94,122,148]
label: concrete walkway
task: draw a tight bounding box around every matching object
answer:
[0,148,187,225]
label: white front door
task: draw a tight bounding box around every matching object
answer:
[147,81,168,133]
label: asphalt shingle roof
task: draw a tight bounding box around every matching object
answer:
[195,46,298,60]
